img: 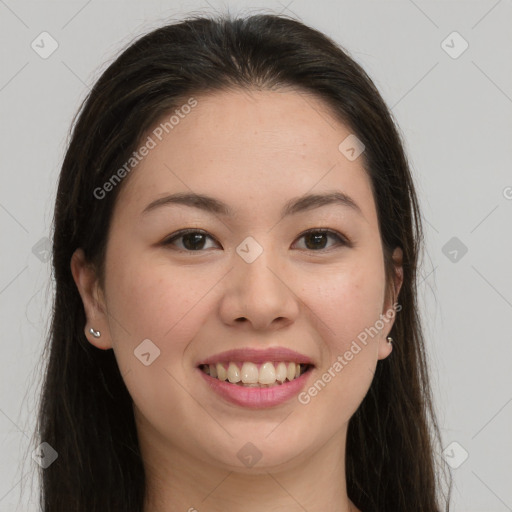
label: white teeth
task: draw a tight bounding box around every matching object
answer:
[204,361,309,387]
[227,362,241,383]
[287,362,296,382]
[259,362,276,385]
[241,362,259,384]
[276,362,287,383]
[216,363,227,381]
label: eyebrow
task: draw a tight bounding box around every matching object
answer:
[141,190,364,220]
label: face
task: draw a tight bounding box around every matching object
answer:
[72,88,402,475]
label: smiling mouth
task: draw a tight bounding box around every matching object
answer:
[198,361,313,388]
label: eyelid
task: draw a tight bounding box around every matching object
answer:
[161,227,351,251]
[293,228,351,251]
[162,228,220,249]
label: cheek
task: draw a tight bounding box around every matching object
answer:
[105,249,195,332]
[297,263,385,426]
[103,254,211,417]
[303,255,386,354]
[104,249,219,374]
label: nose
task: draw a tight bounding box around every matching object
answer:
[218,244,300,332]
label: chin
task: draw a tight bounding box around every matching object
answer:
[203,437,312,474]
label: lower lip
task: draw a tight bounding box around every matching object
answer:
[197,367,313,409]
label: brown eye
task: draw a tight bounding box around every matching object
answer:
[162,228,349,253]
[163,229,219,251]
[294,229,348,251]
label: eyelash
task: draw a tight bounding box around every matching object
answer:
[161,228,350,253]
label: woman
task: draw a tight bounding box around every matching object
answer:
[36,13,452,511]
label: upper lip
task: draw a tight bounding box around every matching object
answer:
[197,347,315,366]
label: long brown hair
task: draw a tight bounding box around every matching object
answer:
[33,13,451,511]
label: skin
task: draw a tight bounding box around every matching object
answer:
[71,87,403,512]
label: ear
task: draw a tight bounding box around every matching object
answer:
[377,246,403,360]
[70,248,113,350]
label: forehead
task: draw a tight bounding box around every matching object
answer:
[114,88,377,226]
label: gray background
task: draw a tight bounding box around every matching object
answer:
[1,0,511,510]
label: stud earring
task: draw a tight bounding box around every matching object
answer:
[89,327,101,338]
[386,336,393,344]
